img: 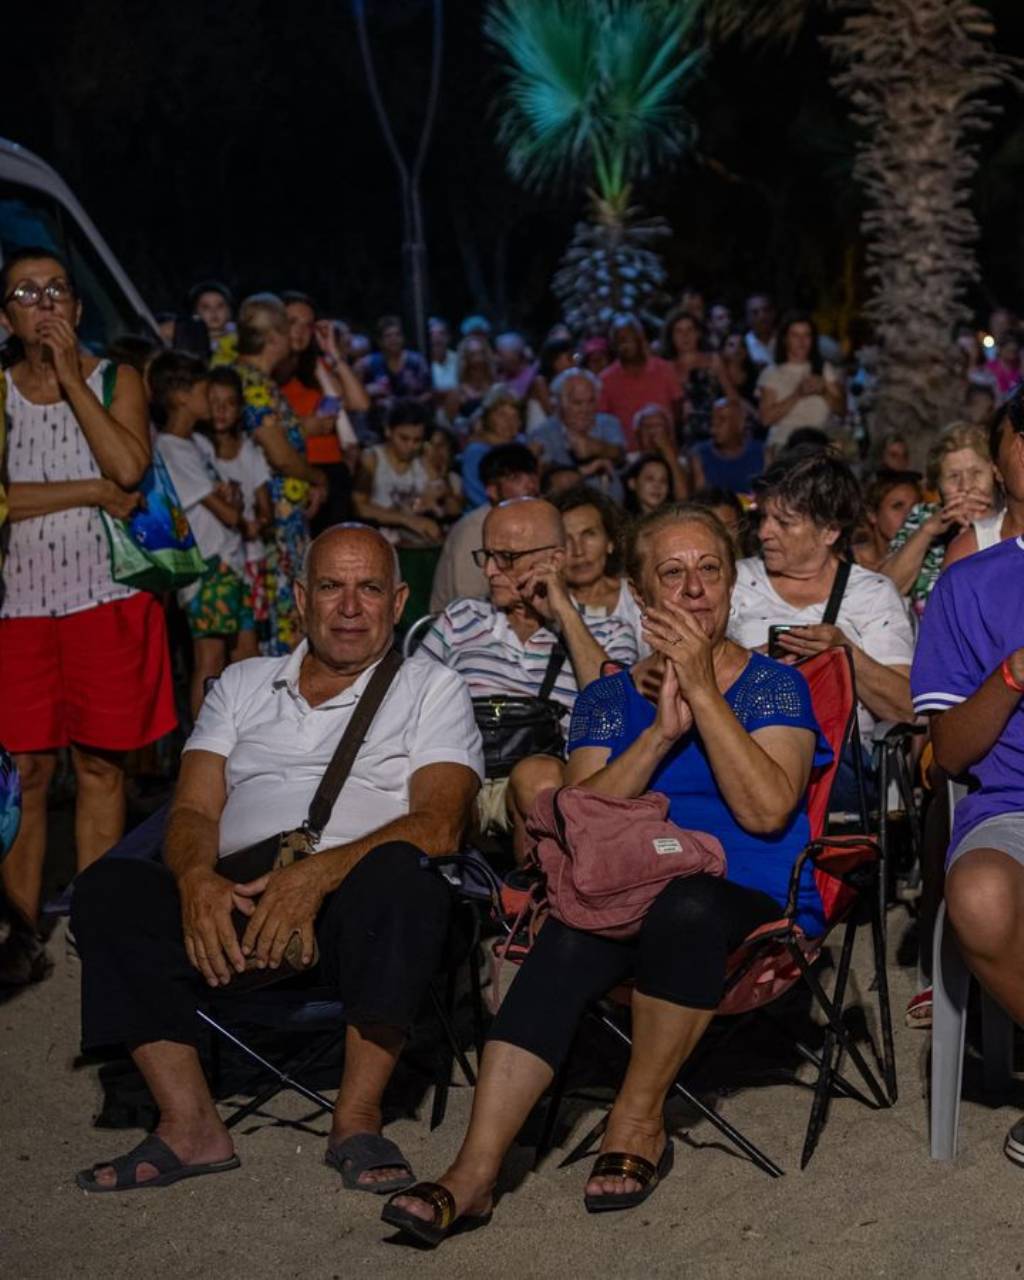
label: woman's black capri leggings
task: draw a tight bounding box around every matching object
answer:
[490,872,779,1071]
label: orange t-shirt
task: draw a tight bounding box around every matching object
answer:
[280,377,342,464]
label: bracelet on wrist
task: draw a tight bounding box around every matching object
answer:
[1000,658,1024,695]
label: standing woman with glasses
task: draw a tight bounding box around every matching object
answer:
[0,247,176,980]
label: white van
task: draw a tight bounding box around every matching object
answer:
[0,138,159,353]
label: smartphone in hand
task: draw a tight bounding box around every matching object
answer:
[768,624,796,660]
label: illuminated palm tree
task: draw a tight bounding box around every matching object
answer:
[484,0,706,332]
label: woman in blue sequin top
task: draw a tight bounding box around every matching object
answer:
[383,504,830,1241]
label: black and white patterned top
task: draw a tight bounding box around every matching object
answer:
[0,361,136,618]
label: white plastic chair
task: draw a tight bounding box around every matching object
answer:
[929,782,1016,1158]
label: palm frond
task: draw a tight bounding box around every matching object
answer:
[485,0,706,200]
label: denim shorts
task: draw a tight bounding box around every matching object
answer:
[948,812,1024,869]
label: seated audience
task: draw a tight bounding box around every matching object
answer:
[422,424,464,523]
[871,430,911,473]
[689,397,765,494]
[853,469,922,573]
[882,422,999,614]
[729,449,914,806]
[662,308,735,442]
[460,388,525,509]
[428,317,459,399]
[632,403,690,499]
[944,400,1024,567]
[454,333,498,423]
[743,292,778,369]
[965,381,996,426]
[525,334,575,430]
[541,463,585,497]
[552,485,646,652]
[758,312,844,459]
[0,247,174,962]
[625,453,673,517]
[150,352,254,716]
[528,368,625,491]
[71,525,482,1194]
[358,315,433,429]
[599,314,681,451]
[580,335,611,376]
[421,498,637,851]
[385,504,830,1242]
[692,486,747,556]
[910,398,1024,1165]
[353,400,443,546]
[494,331,536,401]
[430,444,540,612]
[989,330,1023,399]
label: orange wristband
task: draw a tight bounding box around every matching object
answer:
[1001,658,1024,695]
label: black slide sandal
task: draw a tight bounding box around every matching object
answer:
[325,1132,416,1195]
[381,1181,493,1248]
[583,1140,674,1214]
[75,1134,240,1193]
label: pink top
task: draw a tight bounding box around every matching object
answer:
[598,356,680,449]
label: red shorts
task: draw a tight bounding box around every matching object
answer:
[0,592,178,753]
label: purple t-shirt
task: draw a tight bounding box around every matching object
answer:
[910,535,1024,852]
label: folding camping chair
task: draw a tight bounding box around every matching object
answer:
[532,647,897,1176]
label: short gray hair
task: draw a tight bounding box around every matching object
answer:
[551,367,600,402]
[299,523,402,585]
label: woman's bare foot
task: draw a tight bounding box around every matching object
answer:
[585,1109,666,1200]
[388,1164,494,1224]
[92,1115,234,1189]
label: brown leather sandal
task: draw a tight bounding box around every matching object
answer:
[381,1181,493,1248]
[583,1140,674,1213]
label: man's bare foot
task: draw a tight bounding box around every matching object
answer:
[388,1165,493,1223]
[584,1110,666,1200]
[92,1116,234,1189]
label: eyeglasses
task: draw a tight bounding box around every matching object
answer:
[3,278,74,308]
[471,544,560,570]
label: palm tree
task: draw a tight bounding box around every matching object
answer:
[700,0,1017,443]
[484,0,706,332]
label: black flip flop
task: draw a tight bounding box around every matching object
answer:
[325,1132,415,1196]
[75,1134,240,1194]
[583,1140,675,1214]
[381,1181,493,1248]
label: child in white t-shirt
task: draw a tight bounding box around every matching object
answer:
[198,367,273,648]
[149,353,255,717]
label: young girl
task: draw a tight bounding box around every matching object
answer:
[149,352,254,717]
[198,367,272,653]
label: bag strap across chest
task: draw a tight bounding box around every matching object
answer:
[304,647,404,843]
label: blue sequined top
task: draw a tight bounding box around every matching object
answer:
[568,653,833,933]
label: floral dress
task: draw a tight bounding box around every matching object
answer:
[233,361,310,654]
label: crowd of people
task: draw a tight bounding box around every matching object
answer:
[0,244,1023,1231]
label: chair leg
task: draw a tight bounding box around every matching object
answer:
[595,1011,785,1179]
[427,981,476,1131]
[801,918,857,1169]
[869,873,898,1103]
[196,1011,338,1128]
[930,901,971,1159]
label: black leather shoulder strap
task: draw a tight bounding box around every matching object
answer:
[304,647,404,842]
[822,559,852,627]
[537,640,568,703]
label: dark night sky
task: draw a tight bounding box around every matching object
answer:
[5,0,1024,339]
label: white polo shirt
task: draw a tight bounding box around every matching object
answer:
[185,643,483,858]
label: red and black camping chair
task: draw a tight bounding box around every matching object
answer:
[523,647,897,1176]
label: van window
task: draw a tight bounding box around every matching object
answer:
[0,180,153,353]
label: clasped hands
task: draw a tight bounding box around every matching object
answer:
[179,858,327,988]
[641,600,718,743]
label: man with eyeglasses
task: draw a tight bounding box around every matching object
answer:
[420,497,637,855]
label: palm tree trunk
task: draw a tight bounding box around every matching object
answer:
[827,0,1016,446]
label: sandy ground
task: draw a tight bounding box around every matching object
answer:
[2,911,1022,1280]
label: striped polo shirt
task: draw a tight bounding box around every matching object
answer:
[420,597,638,711]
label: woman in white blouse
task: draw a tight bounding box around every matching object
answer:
[757,312,845,459]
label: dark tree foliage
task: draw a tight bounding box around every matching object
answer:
[2,0,1023,335]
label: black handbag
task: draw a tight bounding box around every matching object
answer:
[214,647,404,992]
[472,642,568,780]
